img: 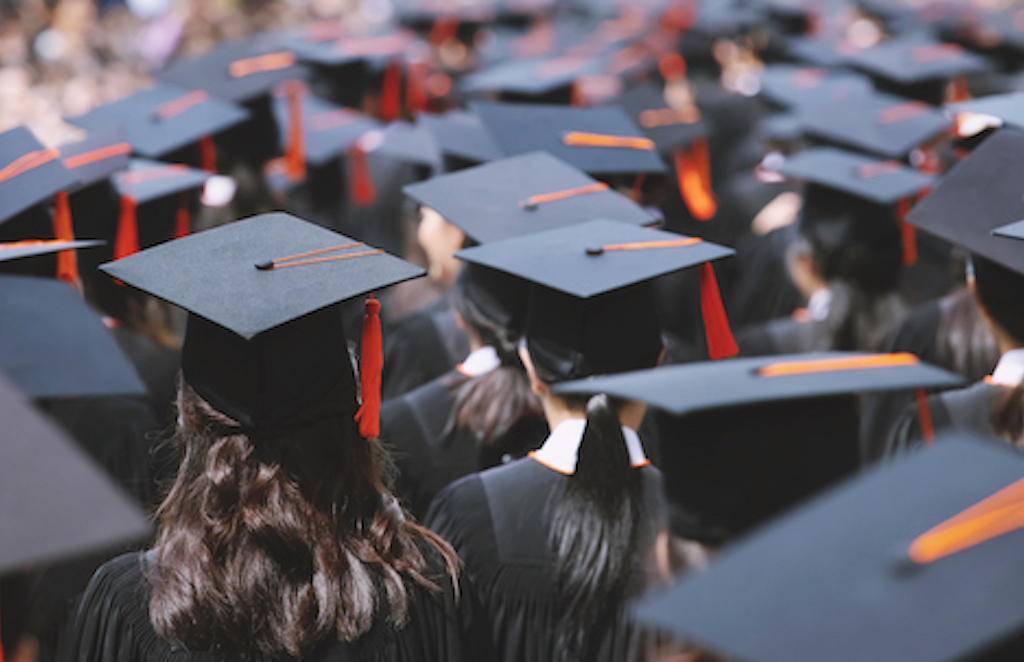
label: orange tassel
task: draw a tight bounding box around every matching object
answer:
[406,58,429,113]
[52,190,78,286]
[675,142,717,221]
[630,171,646,202]
[897,197,917,266]
[916,387,935,447]
[284,80,306,183]
[175,191,190,239]
[699,262,737,360]
[380,60,403,122]
[200,135,217,173]
[355,296,383,439]
[115,196,139,260]
[347,143,377,206]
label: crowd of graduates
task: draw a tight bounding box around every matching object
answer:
[7,0,1024,659]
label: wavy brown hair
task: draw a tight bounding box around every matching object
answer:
[147,377,457,660]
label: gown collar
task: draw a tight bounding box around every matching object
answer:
[990,348,1024,387]
[529,418,648,475]
[457,345,501,377]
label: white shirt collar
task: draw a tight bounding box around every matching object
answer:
[807,288,832,322]
[457,345,501,377]
[530,418,648,475]
[991,348,1024,387]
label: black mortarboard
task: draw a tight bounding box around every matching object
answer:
[758,64,874,111]
[113,158,210,205]
[471,100,667,176]
[403,151,657,243]
[0,372,149,575]
[368,120,443,170]
[286,28,417,70]
[0,126,77,226]
[784,34,863,68]
[906,128,1024,275]
[948,92,1024,132]
[417,110,504,167]
[271,91,380,167]
[0,275,145,399]
[159,35,306,105]
[457,218,738,372]
[797,89,952,158]
[58,126,131,191]
[67,83,249,160]
[460,52,606,100]
[635,434,1024,662]
[613,82,708,156]
[768,146,935,205]
[101,213,424,430]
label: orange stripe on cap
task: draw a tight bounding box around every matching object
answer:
[858,160,903,179]
[229,52,296,78]
[562,131,655,150]
[791,68,826,89]
[912,43,963,63]
[0,239,76,251]
[639,106,700,129]
[63,142,131,170]
[520,181,609,209]
[908,475,1024,565]
[878,101,930,124]
[592,236,702,252]
[119,164,188,186]
[335,33,411,57]
[536,54,588,79]
[154,90,208,121]
[758,352,920,377]
[308,108,361,133]
[0,148,59,183]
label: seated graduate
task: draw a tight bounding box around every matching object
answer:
[738,148,919,356]
[425,219,736,662]
[69,213,484,662]
[886,130,1024,454]
[380,262,546,520]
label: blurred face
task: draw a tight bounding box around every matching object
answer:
[417,206,465,287]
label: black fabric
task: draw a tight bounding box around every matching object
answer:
[111,327,181,425]
[886,380,1008,459]
[425,457,664,662]
[382,300,469,401]
[69,550,483,662]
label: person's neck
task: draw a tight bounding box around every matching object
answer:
[540,394,645,432]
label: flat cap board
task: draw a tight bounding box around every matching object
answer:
[455,217,733,297]
[0,126,78,224]
[0,373,149,575]
[102,212,425,339]
[635,435,1024,662]
[404,151,657,243]
[846,36,990,85]
[114,158,211,204]
[159,34,307,103]
[0,275,146,398]
[906,128,1024,275]
[758,65,874,110]
[417,110,504,164]
[272,93,380,166]
[771,146,935,204]
[369,121,443,169]
[471,101,667,175]
[797,90,952,158]
[949,92,1024,132]
[0,239,103,264]
[67,83,249,159]
[58,126,131,190]
[553,351,962,414]
[614,82,707,154]
[461,54,605,96]
[286,30,417,68]
[784,35,861,68]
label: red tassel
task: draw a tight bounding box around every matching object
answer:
[355,296,383,439]
[897,197,917,267]
[916,388,935,447]
[675,141,717,221]
[284,80,306,183]
[52,190,79,286]
[175,191,190,239]
[380,60,403,122]
[699,262,737,360]
[347,143,377,206]
[115,196,139,260]
[200,135,217,173]
[406,58,429,114]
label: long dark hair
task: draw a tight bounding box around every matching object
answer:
[974,256,1024,445]
[449,277,542,451]
[148,377,457,659]
[550,395,647,661]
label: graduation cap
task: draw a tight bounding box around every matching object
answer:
[906,128,1024,276]
[101,213,424,434]
[403,151,657,243]
[783,34,866,68]
[460,52,607,102]
[470,100,667,177]
[797,89,953,159]
[66,83,249,163]
[555,351,962,542]
[0,275,146,399]
[456,218,737,372]
[758,65,874,111]
[635,434,1024,661]
[0,371,149,575]
[417,110,504,168]
[948,92,1024,133]
[58,126,131,191]
[0,239,102,265]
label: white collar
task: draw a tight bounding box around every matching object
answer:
[991,348,1024,387]
[530,418,648,475]
[807,288,832,322]
[457,345,501,377]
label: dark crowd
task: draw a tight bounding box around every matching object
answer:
[5,0,1024,660]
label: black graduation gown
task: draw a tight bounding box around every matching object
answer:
[382,300,470,401]
[425,457,664,662]
[381,370,547,520]
[69,551,482,662]
[110,326,180,426]
[885,381,1010,458]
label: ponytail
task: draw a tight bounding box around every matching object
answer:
[549,394,645,662]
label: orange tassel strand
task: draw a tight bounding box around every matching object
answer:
[380,60,403,122]
[348,143,377,206]
[115,196,139,261]
[200,135,217,173]
[355,296,384,439]
[284,80,306,183]
[675,141,717,221]
[175,191,191,239]
[897,197,917,266]
[699,262,737,360]
[52,191,79,286]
